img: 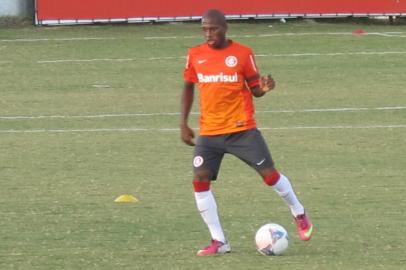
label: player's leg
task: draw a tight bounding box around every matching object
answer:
[193,135,231,256]
[262,168,304,217]
[226,129,313,241]
[226,129,303,215]
[261,168,313,240]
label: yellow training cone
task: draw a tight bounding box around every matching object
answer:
[114,194,138,203]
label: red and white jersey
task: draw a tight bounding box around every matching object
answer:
[184,40,260,136]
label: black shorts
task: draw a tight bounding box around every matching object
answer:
[193,128,275,180]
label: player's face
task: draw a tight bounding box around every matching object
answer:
[201,17,227,48]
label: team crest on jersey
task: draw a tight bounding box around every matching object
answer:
[193,156,204,167]
[225,56,238,67]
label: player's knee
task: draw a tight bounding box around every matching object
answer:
[194,169,213,181]
[193,180,211,192]
[263,169,281,186]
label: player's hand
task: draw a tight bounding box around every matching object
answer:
[180,124,195,146]
[260,74,276,92]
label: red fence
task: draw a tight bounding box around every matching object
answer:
[35,0,406,25]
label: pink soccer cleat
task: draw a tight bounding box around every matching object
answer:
[294,212,314,241]
[196,239,231,256]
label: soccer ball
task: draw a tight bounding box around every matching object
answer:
[255,223,289,256]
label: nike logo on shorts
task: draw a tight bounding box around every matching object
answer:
[256,158,266,166]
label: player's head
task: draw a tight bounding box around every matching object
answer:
[201,9,228,48]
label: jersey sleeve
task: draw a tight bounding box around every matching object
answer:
[243,50,260,88]
[183,50,198,83]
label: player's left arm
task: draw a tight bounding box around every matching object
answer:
[243,52,276,98]
[247,74,276,98]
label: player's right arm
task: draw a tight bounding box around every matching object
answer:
[180,81,195,146]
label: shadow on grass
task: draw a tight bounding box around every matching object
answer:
[0,16,34,28]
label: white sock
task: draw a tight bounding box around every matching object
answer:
[194,190,226,243]
[273,174,305,217]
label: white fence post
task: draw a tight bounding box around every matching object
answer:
[0,0,34,17]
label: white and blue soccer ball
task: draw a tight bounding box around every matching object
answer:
[255,223,289,256]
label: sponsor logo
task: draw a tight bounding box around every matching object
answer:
[198,59,207,64]
[256,158,266,166]
[197,72,238,83]
[225,55,238,67]
[303,225,313,238]
[193,156,204,167]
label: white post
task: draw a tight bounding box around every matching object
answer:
[0,0,34,17]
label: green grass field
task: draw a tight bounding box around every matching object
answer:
[1,19,405,269]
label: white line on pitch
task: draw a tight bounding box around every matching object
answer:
[0,37,117,42]
[0,128,148,133]
[3,31,405,43]
[1,125,405,134]
[257,32,406,38]
[37,51,406,63]
[0,106,404,120]
[261,125,406,130]
[144,32,406,39]
[255,51,406,58]
[0,112,187,120]
[258,106,406,114]
[37,58,139,63]
[37,56,183,63]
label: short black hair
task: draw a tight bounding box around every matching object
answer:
[202,9,227,27]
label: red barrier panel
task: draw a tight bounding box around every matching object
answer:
[35,0,406,25]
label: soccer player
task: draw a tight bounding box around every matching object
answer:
[180,9,313,256]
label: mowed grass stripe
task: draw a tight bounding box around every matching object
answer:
[2,31,405,43]
[35,51,406,64]
[1,22,405,270]
[1,124,405,134]
[1,106,405,120]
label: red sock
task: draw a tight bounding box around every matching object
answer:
[193,180,211,192]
